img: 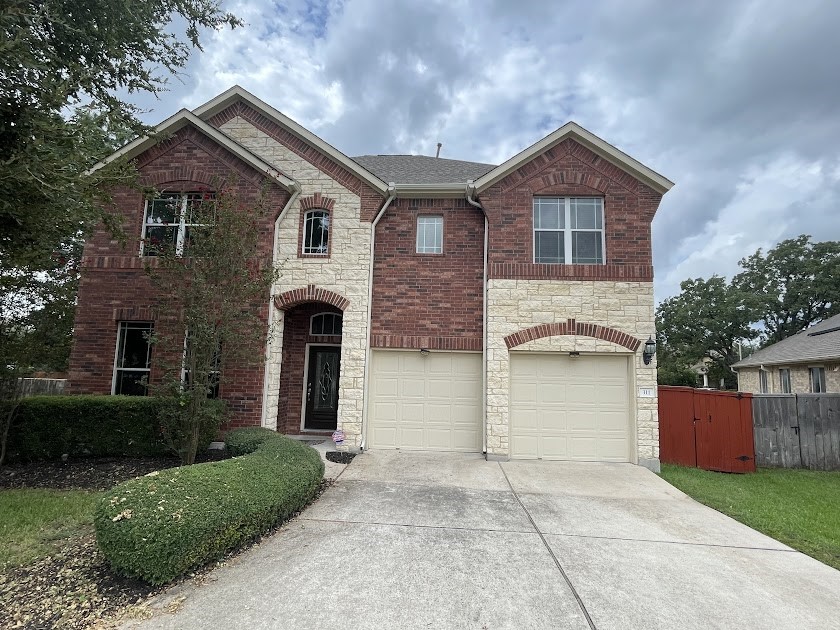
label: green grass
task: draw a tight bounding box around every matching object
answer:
[660,465,840,569]
[0,489,102,569]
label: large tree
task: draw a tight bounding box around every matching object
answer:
[656,276,758,389]
[1,0,241,270]
[734,235,840,345]
[145,184,279,465]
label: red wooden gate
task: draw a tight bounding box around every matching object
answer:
[658,386,755,473]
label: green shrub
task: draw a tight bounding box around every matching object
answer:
[3,395,223,463]
[94,429,324,585]
[224,426,277,457]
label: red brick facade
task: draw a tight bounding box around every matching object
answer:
[67,125,289,428]
[504,319,642,351]
[370,198,485,351]
[479,137,662,281]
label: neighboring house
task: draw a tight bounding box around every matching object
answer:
[732,314,840,394]
[67,85,673,470]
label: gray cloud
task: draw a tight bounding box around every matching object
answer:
[131,0,840,301]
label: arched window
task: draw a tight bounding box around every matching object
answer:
[311,312,343,336]
[302,209,330,255]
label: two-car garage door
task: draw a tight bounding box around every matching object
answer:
[367,349,632,462]
[368,350,482,451]
[509,354,632,461]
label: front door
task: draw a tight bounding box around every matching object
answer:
[304,345,340,430]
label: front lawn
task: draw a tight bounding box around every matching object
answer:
[660,465,840,570]
[0,488,101,569]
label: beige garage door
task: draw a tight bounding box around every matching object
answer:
[368,351,482,451]
[510,353,632,461]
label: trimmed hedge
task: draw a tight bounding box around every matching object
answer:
[94,429,324,585]
[4,396,191,462]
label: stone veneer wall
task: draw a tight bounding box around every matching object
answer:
[486,279,659,467]
[219,116,374,446]
[738,365,840,394]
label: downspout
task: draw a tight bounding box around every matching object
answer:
[260,183,301,428]
[359,183,397,450]
[465,182,489,455]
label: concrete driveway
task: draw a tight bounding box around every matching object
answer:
[125,451,840,630]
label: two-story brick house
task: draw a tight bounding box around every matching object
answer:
[68,86,673,470]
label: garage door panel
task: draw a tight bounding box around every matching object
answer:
[510,354,632,463]
[369,351,481,452]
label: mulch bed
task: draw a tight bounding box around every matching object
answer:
[0,453,333,629]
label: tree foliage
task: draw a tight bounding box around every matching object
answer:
[145,183,278,465]
[656,235,840,388]
[1,0,241,269]
[734,235,840,345]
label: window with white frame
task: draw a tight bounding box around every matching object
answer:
[311,312,343,336]
[302,209,330,255]
[113,322,153,395]
[416,215,443,254]
[809,366,826,393]
[533,197,604,264]
[143,192,214,256]
[779,368,791,394]
[759,370,769,393]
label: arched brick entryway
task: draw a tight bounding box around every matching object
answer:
[504,318,641,351]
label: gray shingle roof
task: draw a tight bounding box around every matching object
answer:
[351,155,496,185]
[732,313,840,368]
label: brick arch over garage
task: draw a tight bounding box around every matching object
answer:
[273,285,349,311]
[504,319,641,351]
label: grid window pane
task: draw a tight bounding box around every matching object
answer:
[535,231,564,263]
[570,198,602,229]
[534,198,563,229]
[143,192,215,256]
[416,216,443,254]
[115,371,148,396]
[572,231,603,264]
[303,210,330,254]
[311,313,343,336]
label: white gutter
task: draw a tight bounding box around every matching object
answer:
[465,182,489,455]
[359,184,397,450]
[260,183,302,428]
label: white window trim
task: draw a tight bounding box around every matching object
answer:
[416,215,444,254]
[310,312,343,336]
[532,197,606,265]
[140,193,211,257]
[302,209,330,255]
[111,322,153,395]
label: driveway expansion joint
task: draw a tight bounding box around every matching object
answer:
[542,531,798,553]
[499,463,598,630]
[297,516,536,535]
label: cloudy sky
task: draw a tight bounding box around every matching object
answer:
[130,0,840,302]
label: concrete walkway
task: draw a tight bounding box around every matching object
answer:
[123,451,840,630]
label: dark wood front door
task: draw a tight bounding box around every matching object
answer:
[304,346,340,430]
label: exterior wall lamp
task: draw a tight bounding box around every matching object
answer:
[419,348,430,356]
[643,336,657,365]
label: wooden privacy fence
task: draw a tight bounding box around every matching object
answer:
[753,394,840,470]
[658,386,755,473]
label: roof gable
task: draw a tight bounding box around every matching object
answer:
[471,122,674,195]
[87,110,299,192]
[193,85,389,194]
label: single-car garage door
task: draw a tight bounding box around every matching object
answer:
[510,353,632,461]
[368,350,482,451]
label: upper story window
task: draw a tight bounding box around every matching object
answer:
[113,322,153,396]
[142,192,214,256]
[416,215,443,254]
[311,312,343,336]
[809,366,826,393]
[779,368,791,394]
[759,370,769,393]
[303,210,330,255]
[533,197,604,264]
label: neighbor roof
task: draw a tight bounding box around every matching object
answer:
[732,314,840,368]
[352,155,496,185]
